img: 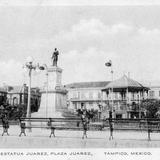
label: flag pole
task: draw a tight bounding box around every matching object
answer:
[105,60,114,119]
[111,61,114,118]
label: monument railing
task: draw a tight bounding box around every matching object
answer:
[104,118,160,141]
[1,117,160,140]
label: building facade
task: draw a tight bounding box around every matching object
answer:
[148,86,160,99]
[102,75,149,119]
[0,87,7,106]
[7,84,41,112]
[66,76,150,119]
[65,81,109,112]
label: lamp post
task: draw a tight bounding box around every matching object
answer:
[39,64,48,118]
[105,60,114,119]
[25,57,36,124]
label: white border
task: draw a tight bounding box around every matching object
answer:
[0,0,160,6]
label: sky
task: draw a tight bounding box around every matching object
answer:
[0,2,160,87]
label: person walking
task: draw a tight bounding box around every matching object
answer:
[2,114,9,136]
[19,122,26,137]
[109,118,114,140]
[81,113,88,139]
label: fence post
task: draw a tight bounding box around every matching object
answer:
[147,119,151,141]
[109,117,113,140]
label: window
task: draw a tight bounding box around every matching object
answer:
[73,92,77,98]
[89,102,93,106]
[116,114,122,119]
[78,92,80,98]
[114,93,118,99]
[72,91,80,99]
[98,92,101,99]
[81,92,86,99]
[13,97,18,106]
[89,92,93,99]
[131,93,135,100]
[73,102,78,110]
[149,91,155,98]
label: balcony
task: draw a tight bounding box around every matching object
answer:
[104,100,141,112]
[70,97,102,102]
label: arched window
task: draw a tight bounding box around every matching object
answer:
[13,97,18,106]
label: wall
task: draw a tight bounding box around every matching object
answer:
[67,87,104,111]
[149,86,160,99]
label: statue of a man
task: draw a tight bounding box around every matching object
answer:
[51,48,59,66]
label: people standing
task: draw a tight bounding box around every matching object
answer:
[82,113,88,139]
[2,114,9,136]
[109,118,114,140]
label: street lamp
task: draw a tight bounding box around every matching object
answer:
[105,60,114,119]
[39,64,48,118]
[25,57,37,120]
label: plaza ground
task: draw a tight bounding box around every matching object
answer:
[0,125,160,148]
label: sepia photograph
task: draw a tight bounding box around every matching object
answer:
[0,0,160,159]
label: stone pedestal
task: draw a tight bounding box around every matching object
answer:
[32,66,68,118]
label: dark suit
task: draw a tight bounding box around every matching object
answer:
[52,50,59,66]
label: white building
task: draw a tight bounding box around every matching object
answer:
[65,75,150,119]
[148,86,160,99]
[65,81,109,111]
[102,75,149,118]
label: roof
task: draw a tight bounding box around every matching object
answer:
[8,86,24,93]
[103,75,149,91]
[65,81,110,89]
[149,86,160,89]
[0,87,7,93]
[7,85,41,94]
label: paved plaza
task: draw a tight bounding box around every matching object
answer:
[0,125,160,148]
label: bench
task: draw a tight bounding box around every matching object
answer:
[105,118,160,141]
[143,120,160,141]
[19,118,55,137]
[49,118,85,137]
[89,122,104,131]
[19,117,83,138]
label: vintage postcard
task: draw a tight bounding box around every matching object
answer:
[0,0,160,159]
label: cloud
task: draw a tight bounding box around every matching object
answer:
[2,18,160,86]
[57,19,134,41]
[60,47,117,84]
[0,59,24,86]
[52,19,136,56]
[56,18,160,50]
[0,59,44,87]
[138,27,160,35]
[65,19,133,35]
[54,19,160,84]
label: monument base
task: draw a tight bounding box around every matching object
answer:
[32,88,68,118]
[32,65,71,119]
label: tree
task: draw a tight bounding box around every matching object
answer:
[140,99,160,118]
[0,104,26,120]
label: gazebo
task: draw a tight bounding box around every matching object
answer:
[102,75,150,119]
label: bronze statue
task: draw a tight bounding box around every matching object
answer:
[51,48,59,66]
